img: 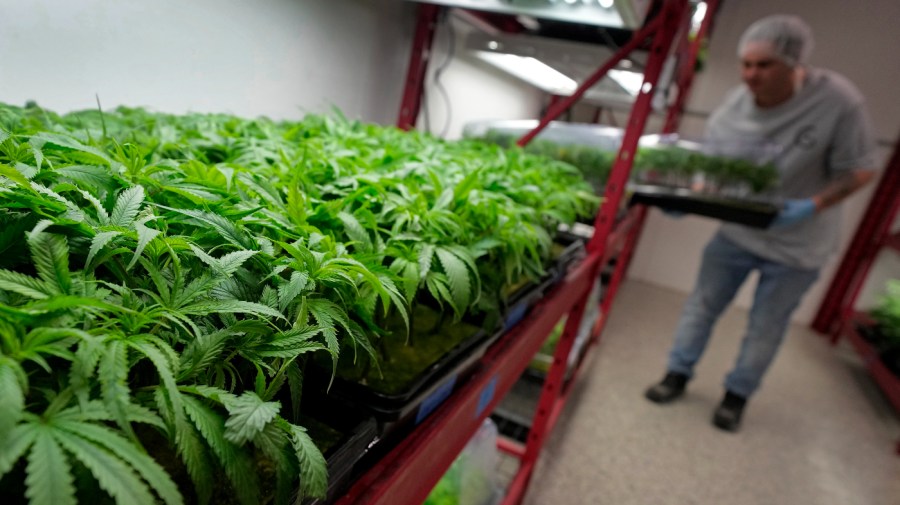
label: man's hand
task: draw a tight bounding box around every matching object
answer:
[771,198,816,228]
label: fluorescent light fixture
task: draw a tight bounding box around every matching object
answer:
[691,1,707,35]
[475,51,578,95]
[608,69,644,96]
[403,0,651,29]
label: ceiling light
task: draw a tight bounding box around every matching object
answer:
[608,69,644,96]
[691,2,707,35]
[474,51,578,95]
[403,0,651,29]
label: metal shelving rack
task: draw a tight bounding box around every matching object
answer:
[811,138,900,453]
[333,1,718,503]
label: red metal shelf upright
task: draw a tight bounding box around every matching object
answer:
[811,138,900,453]
[813,138,900,338]
[333,1,717,503]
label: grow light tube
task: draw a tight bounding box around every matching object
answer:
[607,69,644,96]
[401,0,652,29]
[474,51,578,95]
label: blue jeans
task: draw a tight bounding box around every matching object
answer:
[667,233,819,398]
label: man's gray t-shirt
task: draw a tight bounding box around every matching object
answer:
[705,68,877,270]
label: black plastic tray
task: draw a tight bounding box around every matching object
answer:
[502,274,557,332]
[502,233,585,331]
[308,321,503,438]
[297,395,378,505]
[551,232,587,276]
[628,183,779,228]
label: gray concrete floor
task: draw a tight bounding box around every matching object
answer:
[519,279,900,505]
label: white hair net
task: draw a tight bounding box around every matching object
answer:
[737,15,814,67]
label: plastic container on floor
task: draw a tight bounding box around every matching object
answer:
[424,418,500,505]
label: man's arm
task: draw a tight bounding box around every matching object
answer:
[811,169,877,211]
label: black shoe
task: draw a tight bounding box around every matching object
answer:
[712,391,747,432]
[644,372,688,404]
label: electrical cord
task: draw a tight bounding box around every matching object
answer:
[420,9,455,137]
[432,10,456,138]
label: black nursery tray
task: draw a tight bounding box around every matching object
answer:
[309,306,503,438]
[502,233,585,331]
[298,396,378,505]
[628,183,779,229]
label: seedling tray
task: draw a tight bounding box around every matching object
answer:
[298,396,378,505]
[628,183,779,228]
[501,274,556,332]
[308,310,503,439]
[551,232,587,277]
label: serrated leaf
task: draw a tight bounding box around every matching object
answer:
[337,211,371,252]
[181,299,286,320]
[128,217,161,270]
[0,162,33,189]
[56,420,183,505]
[436,247,471,315]
[30,184,85,221]
[426,275,457,315]
[182,395,260,505]
[222,392,280,445]
[55,165,116,192]
[162,207,253,249]
[0,269,51,299]
[0,359,25,439]
[29,138,45,170]
[189,246,258,278]
[178,329,234,382]
[27,225,71,295]
[98,340,135,440]
[307,298,348,356]
[110,186,144,227]
[277,271,310,312]
[26,427,77,505]
[128,340,184,431]
[79,189,110,225]
[287,423,328,499]
[0,423,37,477]
[86,230,121,269]
[69,333,104,406]
[418,243,435,280]
[51,427,157,505]
[173,415,213,505]
[29,132,111,165]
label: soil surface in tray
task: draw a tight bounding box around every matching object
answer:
[335,305,482,396]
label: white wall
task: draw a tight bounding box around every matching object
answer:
[416,15,544,139]
[628,0,900,325]
[0,0,415,124]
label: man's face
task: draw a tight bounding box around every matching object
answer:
[739,41,796,107]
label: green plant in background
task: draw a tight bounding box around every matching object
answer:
[477,130,779,195]
[871,279,900,345]
[0,102,599,505]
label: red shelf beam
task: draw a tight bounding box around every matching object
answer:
[813,139,900,335]
[333,255,598,505]
[883,232,900,254]
[396,4,441,130]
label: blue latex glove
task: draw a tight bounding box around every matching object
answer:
[771,198,817,228]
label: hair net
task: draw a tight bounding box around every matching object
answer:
[737,15,814,67]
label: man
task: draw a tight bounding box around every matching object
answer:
[644,15,878,432]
